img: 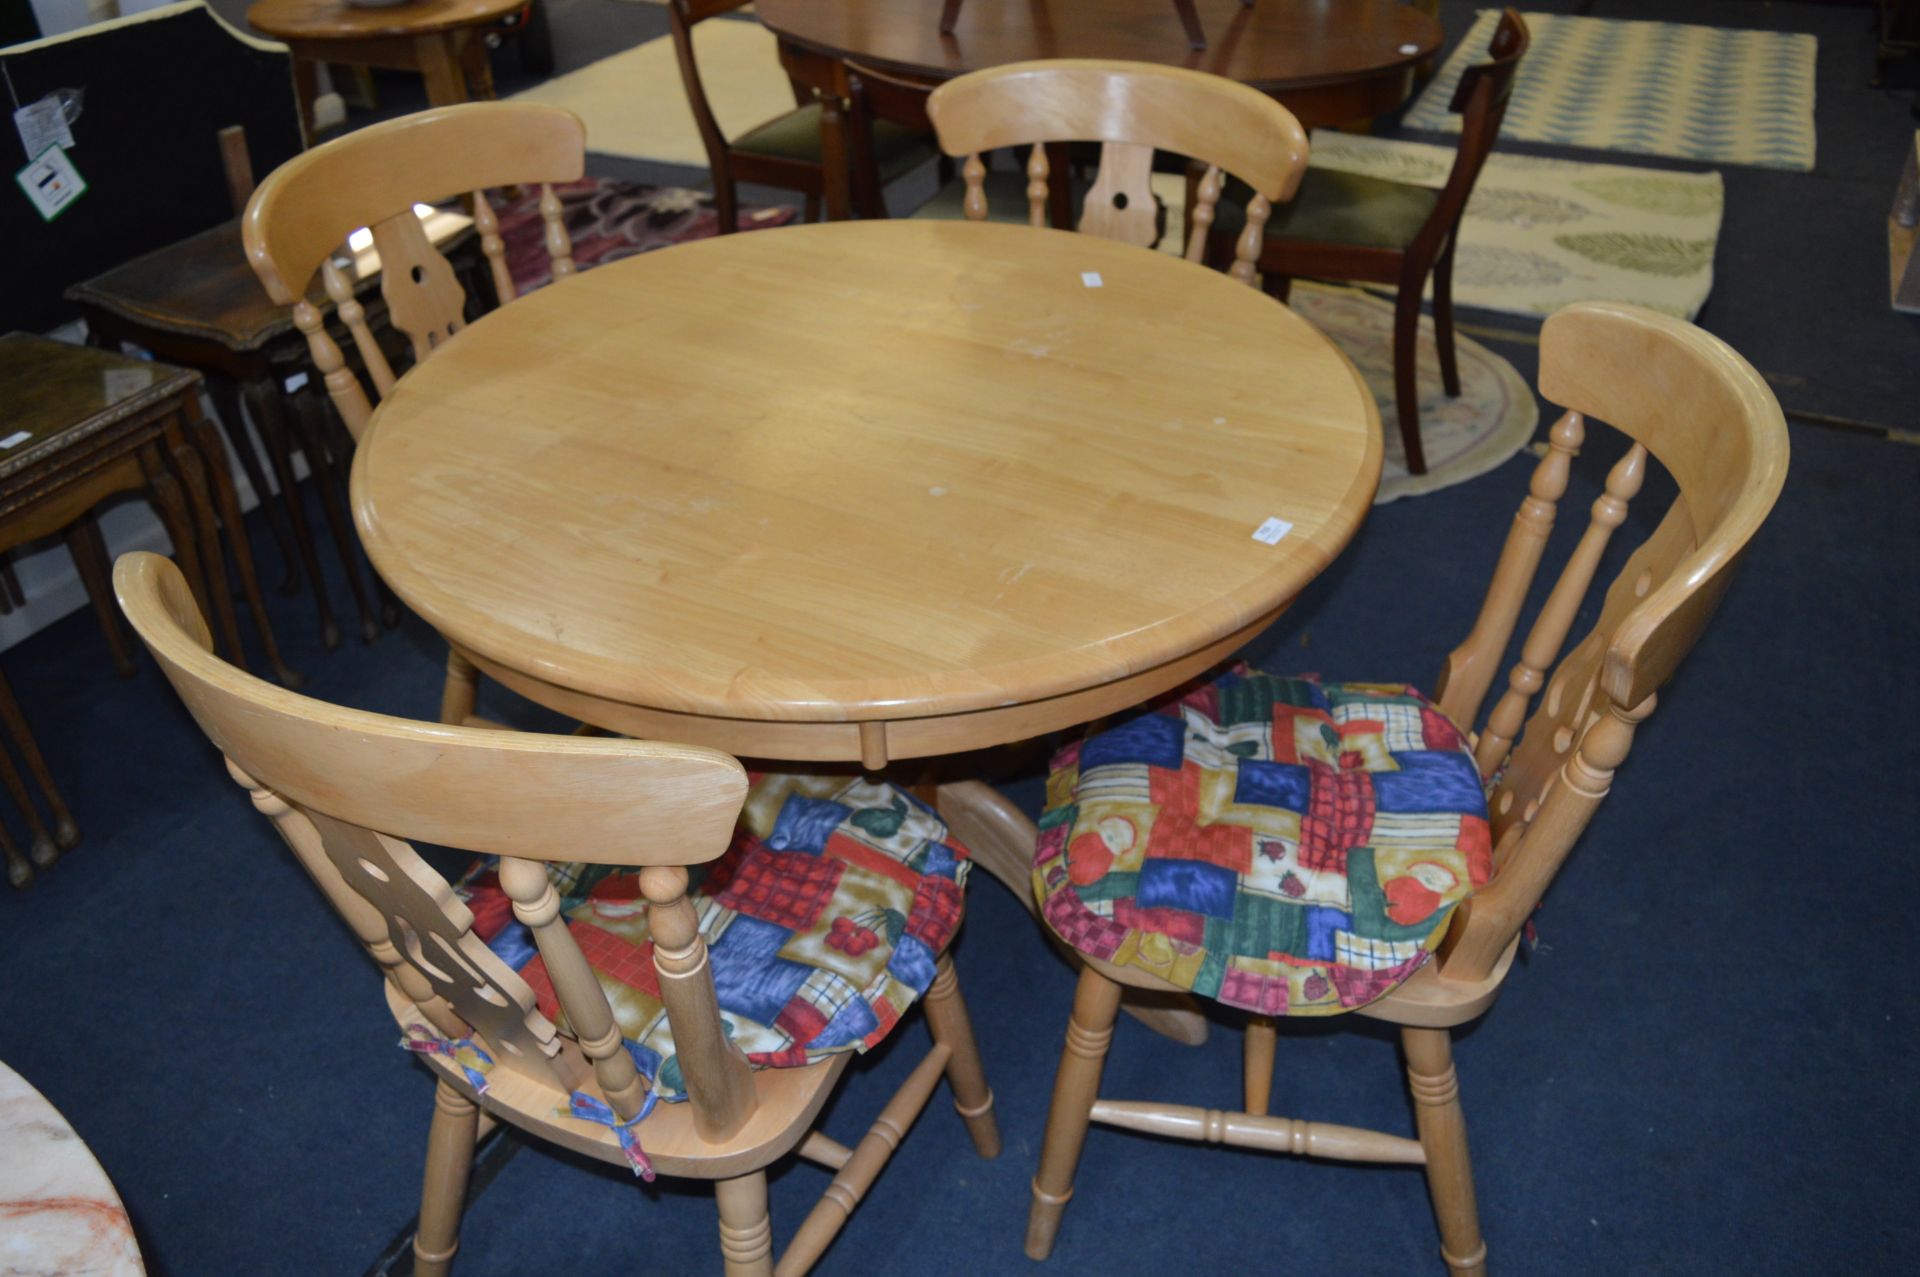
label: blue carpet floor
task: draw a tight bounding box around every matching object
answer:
[4,1,1917,1274]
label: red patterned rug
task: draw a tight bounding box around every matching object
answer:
[491,179,797,295]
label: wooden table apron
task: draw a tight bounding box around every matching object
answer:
[757,0,1443,213]
[352,220,1381,768]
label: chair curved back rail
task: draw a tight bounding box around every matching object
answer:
[924,59,1308,283]
[112,551,757,1139]
[241,102,588,439]
[1431,302,1788,982]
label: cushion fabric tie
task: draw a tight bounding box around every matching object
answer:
[401,1025,495,1096]
[565,1089,659,1181]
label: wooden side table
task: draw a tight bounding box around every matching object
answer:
[69,213,489,651]
[246,0,527,139]
[0,334,289,690]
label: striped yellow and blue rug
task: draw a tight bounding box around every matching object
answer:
[1406,10,1816,171]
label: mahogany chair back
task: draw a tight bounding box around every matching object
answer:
[924,59,1308,284]
[113,550,758,1140]
[241,102,587,440]
[1415,9,1530,262]
[1429,301,1788,981]
[668,1,766,190]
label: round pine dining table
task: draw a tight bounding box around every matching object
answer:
[354,219,1378,764]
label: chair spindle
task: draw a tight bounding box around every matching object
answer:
[1474,441,1648,776]
[1025,145,1050,228]
[638,863,759,1141]
[962,154,988,221]
[291,298,375,439]
[498,855,649,1114]
[471,190,518,305]
[1434,410,1583,730]
[321,258,397,397]
[539,184,577,280]
[1231,193,1271,288]
[1186,164,1223,264]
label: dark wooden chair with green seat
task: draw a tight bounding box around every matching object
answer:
[669,0,941,228]
[1208,10,1529,475]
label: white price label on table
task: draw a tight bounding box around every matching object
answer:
[1251,516,1293,545]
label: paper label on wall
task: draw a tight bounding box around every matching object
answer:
[15,145,86,222]
[13,96,74,161]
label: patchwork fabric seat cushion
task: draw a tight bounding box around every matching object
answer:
[458,775,971,1100]
[1036,670,1490,1016]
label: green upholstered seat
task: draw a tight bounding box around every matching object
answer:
[734,104,938,184]
[1215,169,1440,251]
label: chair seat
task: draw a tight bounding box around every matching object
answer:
[735,103,938,183]
[459,775,970,1100]
[1215,169,1440,252]
[1035,670,1490,1017]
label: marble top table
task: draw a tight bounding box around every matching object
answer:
[0,1059,142,1276]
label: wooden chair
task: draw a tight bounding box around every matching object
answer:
[923,59,1309,285]
[935,301,1789,1272]
[115,549,1001,1277]
[241,100,587,725]
[1211,11,1530,475]
[668,0,940,228]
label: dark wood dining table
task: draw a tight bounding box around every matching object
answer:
[755,0,1443,215]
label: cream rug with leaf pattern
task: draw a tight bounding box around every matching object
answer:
[1306,132,1724,320]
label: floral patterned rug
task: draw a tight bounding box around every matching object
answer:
[1287,284,1539,505]
[1306,132,1724,321]
[492,179,796,295]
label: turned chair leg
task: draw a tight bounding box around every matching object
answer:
[1403,1027,1487,1275]
[1391,285,1429,475]
[1244,1015,1277,1115]
[803,193,820,224]
[1433,238,1461,399]
[440,649,480,726]
[715,1170,774,1277]
[923,953,1001,1158]
[1026,964,1123,1261]
[413,1079,479,1277]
